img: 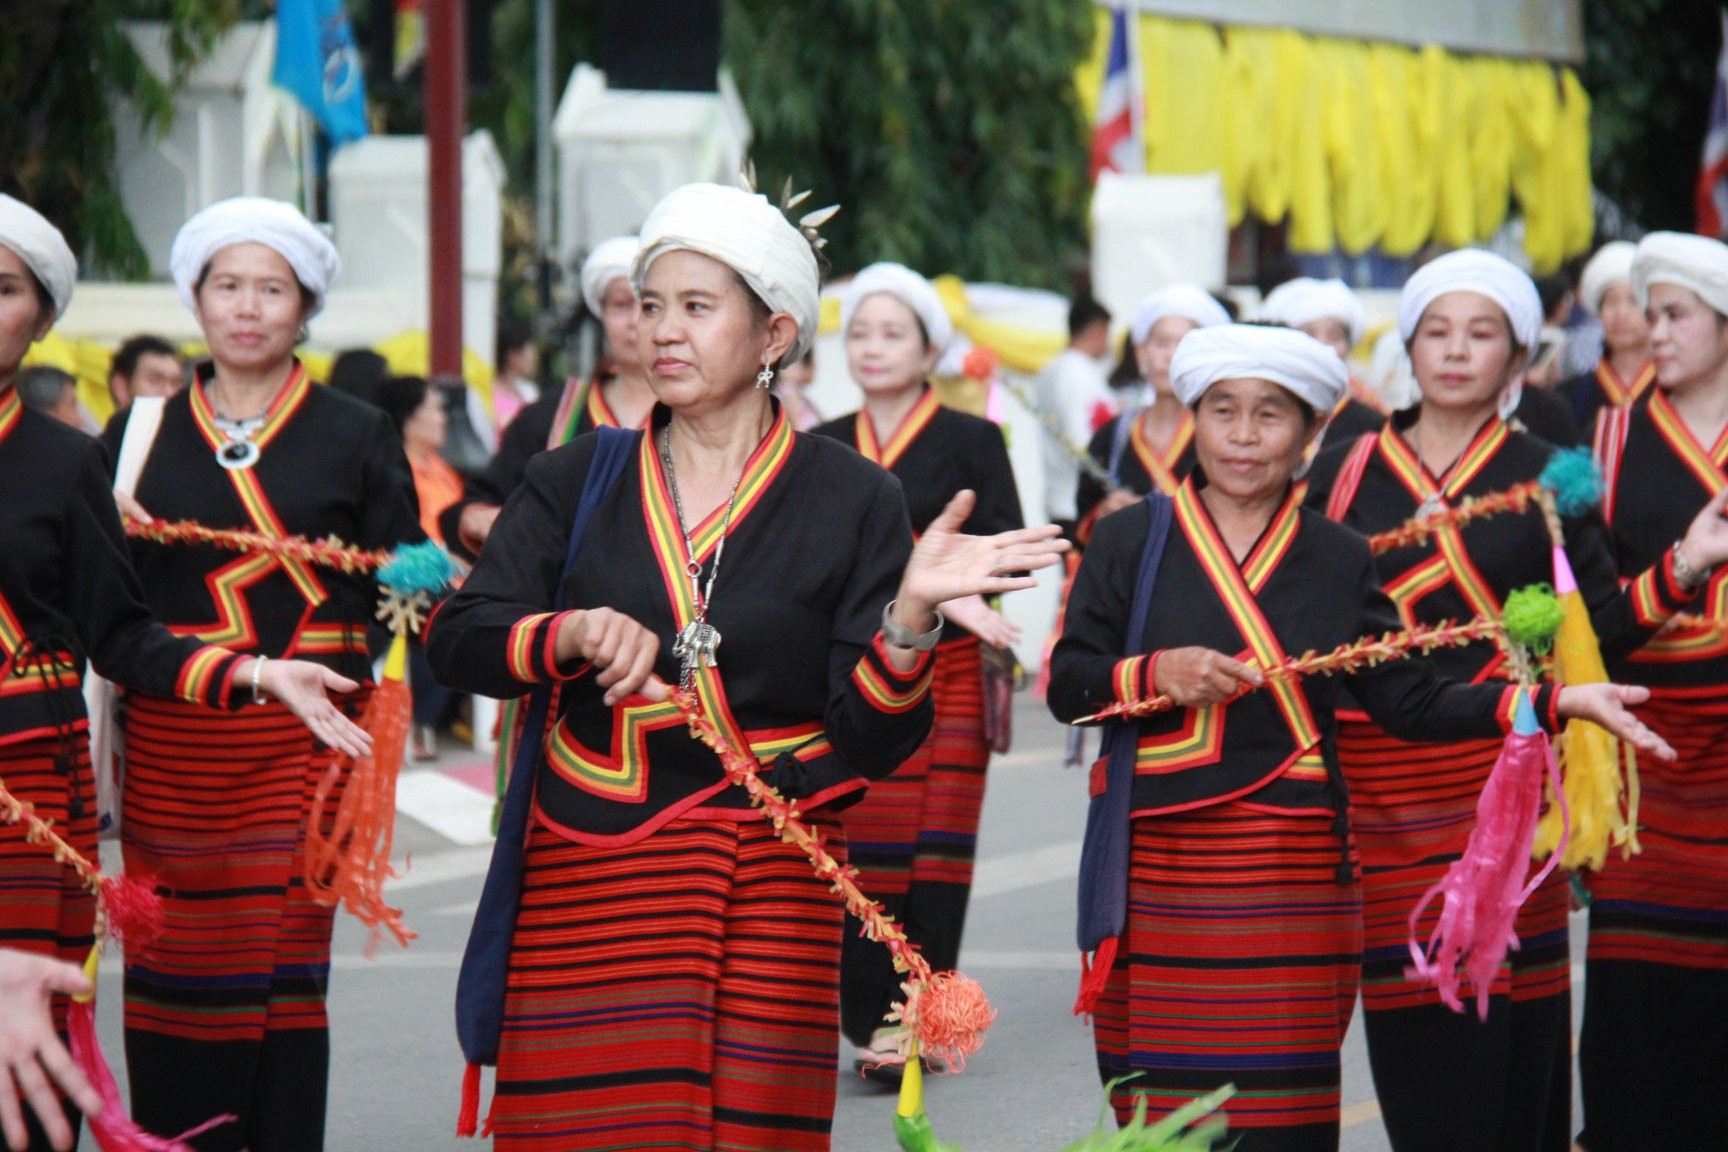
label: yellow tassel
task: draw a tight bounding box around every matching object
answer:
[74,945,99,1005]
[897,1041,924,1120]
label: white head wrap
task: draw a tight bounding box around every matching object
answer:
[1397,249,1542,351]
[0,194,77,320]
[840,262,953,352]
[1578,241,1637,316]
[169,197,340,318]
[633,182,822,363]
[1170,324,1348,414]
[1129,285,1232,346]
[1631,231,1728,316]
[580,234,640,318]
[1258,277,1366,347]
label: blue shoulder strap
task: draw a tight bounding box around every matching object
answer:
[456,426,636,1065]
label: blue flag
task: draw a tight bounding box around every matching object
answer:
[274,0,369,146]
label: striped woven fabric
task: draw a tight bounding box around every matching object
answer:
[839,638,987,1048]
[0,734,97,1030]
[119,689,365,1150]
[1579,690,1728,1151]
[492,817,845,1150]
[1092,805,1362,1152]
[1338,719,1572,1151]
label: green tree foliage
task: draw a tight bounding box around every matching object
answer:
[724,1,1095,289]
[1584,0,1721,233]
[0,0,239,277]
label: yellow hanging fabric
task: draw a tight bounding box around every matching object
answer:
[1431,48,1477,249]
[1327,40,1387,256]
[1375,42,1429,259]
[1509,63,1562,273]
[1139,15,1227,178]
[1245,27,1298,225]
[1559,69,1596,259]
[1221,26,1277,228]
[1286,33,1334,254]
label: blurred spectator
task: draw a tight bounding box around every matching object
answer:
[1033,295,1115,534]
[775,348,822,431]
[374,374,460,760]
[107,334,182,410]
[474,314,540,454]
[327,348,389,407]
[16,366,83,430]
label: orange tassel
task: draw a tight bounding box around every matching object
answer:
[304,639,416,954]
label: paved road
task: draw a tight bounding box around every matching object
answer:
[82,694,1590,1150]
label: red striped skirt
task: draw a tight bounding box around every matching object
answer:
[492,817,846,1150]
[1092,804,1362,1150]
[1336,720,1570,1014]
[843,637,988,898]
[119,690,360,1043]
[1579,689,1728,1152]
[0,733,97,1028]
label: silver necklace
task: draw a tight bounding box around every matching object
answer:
[660,426,745,691]
[208,384,267,471]
[1408,420,1445,518]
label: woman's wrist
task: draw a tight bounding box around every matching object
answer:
[551,610,586,665]
[1673,537,1713,592]
[887,595,938,636]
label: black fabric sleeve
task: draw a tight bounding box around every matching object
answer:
[825,472,937,780]
[438,398,554,559]
[963,419,1024,536]
[1047,500,1144,723]
[423,444,586,700]
[357,409,425,551]
[1075,418,1116,528]
[67,440,243,707]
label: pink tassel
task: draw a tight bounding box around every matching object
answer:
[67,999,234,1151]
[1407,696,1570,1019]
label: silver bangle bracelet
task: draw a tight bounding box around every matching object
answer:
[251,655,268,705]
[1673,539,1713,591]
[881,600,944,652]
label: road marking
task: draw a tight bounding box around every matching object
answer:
[956,950,1076,970]
[1341,1099,1382,1129]
[387,844,495,891]
[971,840,1081,899]
[393,769,495,846]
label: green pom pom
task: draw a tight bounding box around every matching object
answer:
[1539,448,1603,518]
[1502,583,1564,655]
[379,541,452,597]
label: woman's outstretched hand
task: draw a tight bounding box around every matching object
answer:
[254,660,375,759]
[897,490,1069,617]
[0,950,102,1152]
[1556,683,1675,761]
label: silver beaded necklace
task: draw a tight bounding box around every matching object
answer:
[660,425,744,692]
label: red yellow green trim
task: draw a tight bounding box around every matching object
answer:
[855,387,941,472]
[1647,387,1728,496]
[1173,479,1320,752]
[174,645,232,705]
[1128,410,1193,496]
[1594,359,1656,408]
[1133,704,1222,772]
[0,386,21,444]
[853,643,935,714]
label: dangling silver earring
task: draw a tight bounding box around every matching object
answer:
[755,363,775,390]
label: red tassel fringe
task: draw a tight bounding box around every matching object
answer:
[456,1062,481,1138]
[1073,935,1118,1017]
[68,999,233,1150]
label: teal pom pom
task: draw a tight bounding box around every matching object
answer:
[1539,447,1603,517]
[1502,583,1564,655]
[379,541,452,596]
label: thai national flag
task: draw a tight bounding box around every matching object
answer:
[1696,8,1728,237]
[1090,5,1141,181]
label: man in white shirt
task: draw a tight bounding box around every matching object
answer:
[1033,295,1116,537]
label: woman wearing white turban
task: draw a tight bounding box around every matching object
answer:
[102,196,421,1151]
[427,181,1066,1148]
[1560,240,1654,430]
[0,196,374,1151]
[1257,276,1386,442]
[813,262,1026,1075]
[1050,323,1667,1152]
[441,235,650,560]
[1074,285,1230,541]
[1305,249,1728,1152]
[1577,230,1728,1152]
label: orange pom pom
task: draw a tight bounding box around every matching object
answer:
[961,346,999,382]
[901,970,995,1072]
